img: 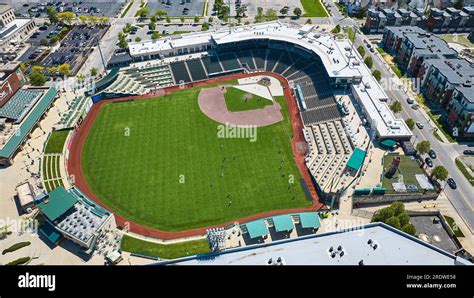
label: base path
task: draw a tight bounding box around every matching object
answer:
[67,71,325,240]
[198,86,283,127]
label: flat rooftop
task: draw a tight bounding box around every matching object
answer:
[157,223,471,265]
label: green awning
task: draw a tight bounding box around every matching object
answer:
[380,139,397,148]
[299,212,321,229]
[272,215,294,232]
[37,186,77,222]
[346,147,366,171]
[246,220,269,239]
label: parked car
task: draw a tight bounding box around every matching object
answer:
[407,97,414,104]
[447,178,457,189]
[428,149,437,159]
[425,157,433,167]
[463,150,474,155]
[412,104,420,110]
[416,122,424,129]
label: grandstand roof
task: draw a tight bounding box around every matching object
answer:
[156,223,472,265]
[0,87,57,160]
[0,89,42,121]
[37,186,77,222]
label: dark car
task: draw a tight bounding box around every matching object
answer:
[463,150,474,155]
[428,149,436,159]
[425,157,433,167]
[447,178,457,189]
[39,25,48,31]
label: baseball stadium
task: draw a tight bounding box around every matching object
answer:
[64,21,411,239]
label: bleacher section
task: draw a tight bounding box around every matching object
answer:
[201,55,224,74]
[170,61,191,84]
[304,120,353,193]
[185,59,208,81]
[104,63,174,95]
[0,89,43,123]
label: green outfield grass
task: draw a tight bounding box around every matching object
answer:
[120,235,211,259]
[224,87,273,112]
[300,0,329,17]
[82,86,310,231]
[44,130,70,154]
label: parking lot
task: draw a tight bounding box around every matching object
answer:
[146,0,205,17]
[11,0,125,18]
[41,25,109,75]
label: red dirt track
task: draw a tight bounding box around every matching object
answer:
[67,72,324,240]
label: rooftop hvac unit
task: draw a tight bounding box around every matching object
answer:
[364,82,371,88]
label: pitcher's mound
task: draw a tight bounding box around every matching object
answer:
[198,86,283,127]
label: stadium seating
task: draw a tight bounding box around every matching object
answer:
[185,59,208,81]
[170,61,192,84]
[0,89,43,123]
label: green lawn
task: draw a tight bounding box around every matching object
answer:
[82,86,309,231]
[440,35,474,48]
[224,87,273,112]
[121,235,211,259]
[300,0,329,17]
[455,158,474,186]
[382,155,426,193]
[444,215,465,238]
[44,130,70,154]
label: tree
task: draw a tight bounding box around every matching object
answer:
[385,216,401,229]
[372,207,394,223]
[148,21,156,31]
[47,66,58,74]
[166,16,171,23]
[79,15,88,24]
[305,18,312,24]
[156,9,167,20]
[194,16,200,23]
[201,22,210,31]
[405,118,415,130]
[402,224,416,236]
[364,56,373,69]
[255,7,265,23]
[372,70,381,81]
[90,67,98,77]
[58,12,76,25]
[266,9,278,21]
[180,16,185,23]
[135,36,142,42]
[416,140,431,156]
[50,35,59,45]
[124,23,132,33]
[137,7,150,18]
[118,32,128,49]
[389,100,402,114]
[208,16,214,23]
[47,6,59,24]
[151,31,160,40]
[58,63,71,76]
[357,45,365,57]
[280,7,289,15]
[29,70,47,86]
[431,165,449,182]
[150,15,157,23]
[40,38,49,46]
[331,24,341,33]
[398,213,410,227]
[347,27,356,42]
[77,73,85,83]
[390,201,405,216]
[293,7,302,17]
[236,6,246,17]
